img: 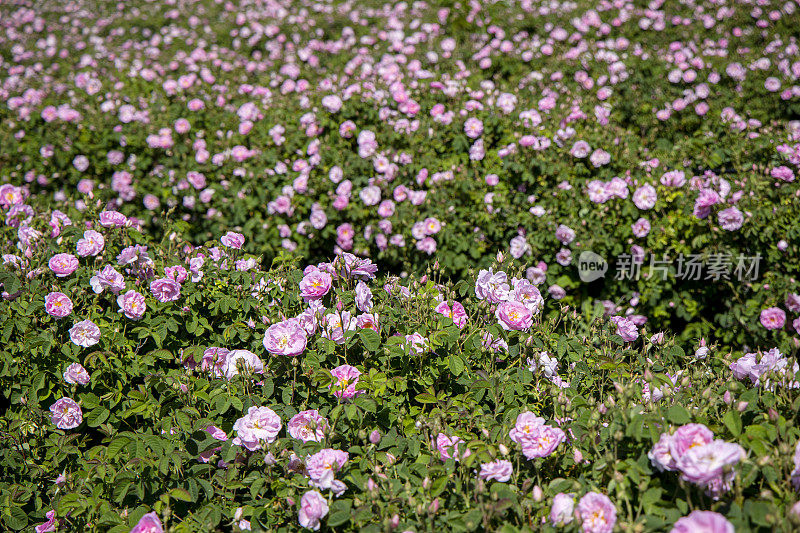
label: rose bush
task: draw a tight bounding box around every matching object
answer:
[2,0,800,531]
[1,0,799,349]
[0,209,798,531]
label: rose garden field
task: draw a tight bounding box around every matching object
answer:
[1,0,800,531]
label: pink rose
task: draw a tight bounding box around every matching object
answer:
[760,307,785,330]
[329,364,364,399]
[130,512,163,533]
[69,320,100,347]
[48,253,79,277]
[670,511,734,533]
[263,319,307,356]
[404,332,429,355]
[200,347,230,377]
[519,425,566,459]
[610,316,638,342]
[45,292,73,318]
[76,230,104,256]
[577,492,616,533]
[298,490,329,531]
[669,424,714,462]
[49,397,82,430]
[232,406,281,450]
[550,493,575,526]
[436,433,470,462]
[90,265,125,294]
[288,410,329,442]
[306,448,349,489]
[99,210,127,227]
[220,231,245,249]
[434,300,468,328]
[355,281,373,312]
[495,301,533,330]
[478,460,513,482]
[299,270,333,301]
[117,290,146,320]
[150,278,181,302]
[63,362,91,385]
[509,411,546,443]
[223,349,264,379]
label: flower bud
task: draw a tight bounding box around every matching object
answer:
[789,501,800,524]
[573,448,583,463]
[532,485,543,502]
[723,390,732,404]
[369,430,381,444]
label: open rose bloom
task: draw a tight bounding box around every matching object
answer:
[288,410,328,442]
[232,406,281,451]
[50,398,82,430]
[298,490,328,530]
[263,319,307,356]
[329,364,364,399]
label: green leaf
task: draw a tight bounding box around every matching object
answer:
[2,506,28,531]
[106,437,130,459]
[359,329,381,352]
[86,406,111,427]
[415,392,438,404]
[449,354,466,376]
[0,267,21,294]
[723,410,742,437]
[666,405,691,425]
[170,487,193,502]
